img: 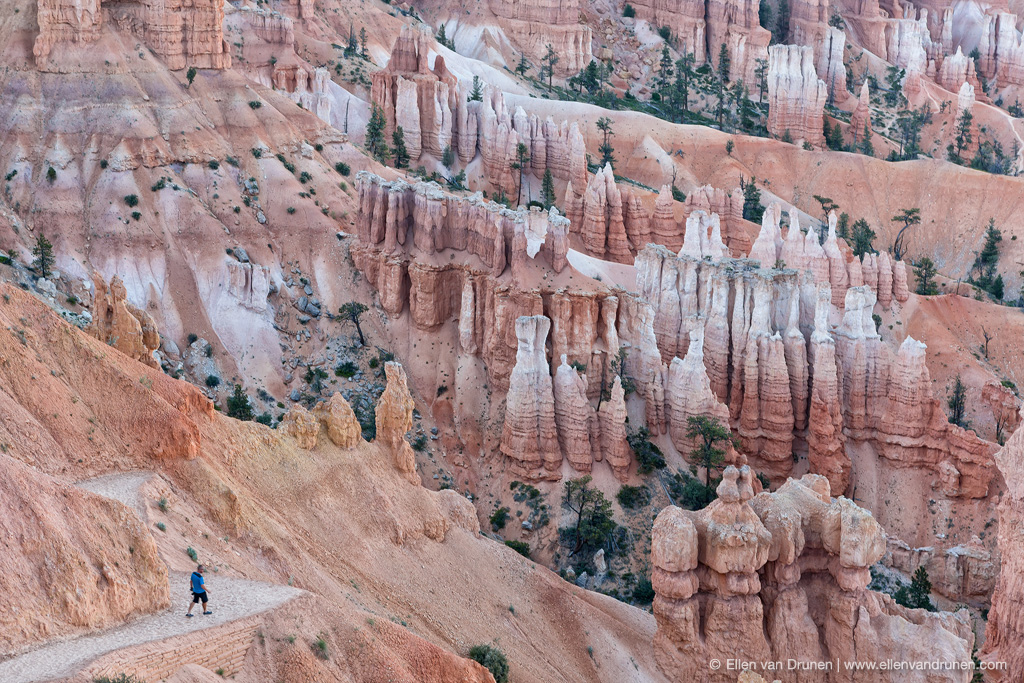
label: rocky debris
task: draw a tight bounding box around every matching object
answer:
[34,0,231,69]
[376,362,419,483]
[501,316,561,480]
[279,404,319,449]
[87,274,159,369]
[313,393,362,449]
[766,45,827,147]
[653,467,974,682]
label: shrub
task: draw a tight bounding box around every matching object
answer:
[47,166,57,183]
[156,522,166,531]
[616,484,650,509]
[627,427,666,474]
[151,177,167,191]
[186,546,198,561]
[335,161,351,176]
[299,171,312,184]
[187,332,198,344]
[248,100,262,109]
[93,675,145,683]
[623,3,636,17]
[632,576,655,604]
[208,160,220,170]
[131,211,141,221]
[335,361,358,378]
[658,25,671,41]
[468,644,509,683]
[99,160,108,169]
[226,384,254,421]
[490,506,511,531]
[312,633,329,660]
[158,496,169,512]
[204,343,214,357]
[255,412,273,426]
[287,207,296,214]
[505,540,531,558]
[411,434,428,451]
[251,148,263,158]
[124,194,139,207]
[67,295,79,306]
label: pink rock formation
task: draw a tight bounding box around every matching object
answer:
[684,185,750,256]
[280,405,320,449]
[501,316,561,480]
[767,45,827,147]
[654,468,975,682]
[823,211,849,306]
[667,327,731,455]
[876,250,894,308]
[371,27,457,161]
[650,186,681,251]
[982,406,1024,678]
[36,0,232,69]
[87,274,159,369]
[486,0,593,76]
[578,164,632,263]
[313,393,362,449]
[893,259,910,302]
[599,376,632,481]
[376,361,419,482]
[807,284,848,493]
[848,81,873,146]
[553,355,596,472]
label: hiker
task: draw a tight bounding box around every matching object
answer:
[186,564,212,617]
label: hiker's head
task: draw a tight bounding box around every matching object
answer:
[197,564,205,573]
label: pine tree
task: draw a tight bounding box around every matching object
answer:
[32,234,54,278]
[908,567,935,611]
[740,177,764,222]
[345,23,358,58]
[227,384,254,421]
[915,257,939,295]
[186,67,197,87]
[515,52,530,76]
[596,117,616,169]
[391,126,410,168]
[674,52,695,115]
[359,27,369,60]
[436,23,452,49]
[468,75,483,102]
[717,43,731,83]
[849,219,876,257]
[758,0,774,34]
[655,46,674,101]
[754,58,769,101]
[510,142,531,207]
[542,44,559,91]
[365,104,391,162]
[542,167,556,208]
[859,124,874,156]
[776,0,790,42]
[947,375,967,428]
[685,416,733,487]
[949,108,973,163]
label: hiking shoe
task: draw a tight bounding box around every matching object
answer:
[203,611,213,615]
[186,614,194,618]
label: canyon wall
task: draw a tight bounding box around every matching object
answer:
[35,0,232,69]
[487,0,593,75]
[767,45,827,146]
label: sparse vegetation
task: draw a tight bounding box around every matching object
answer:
[226,384,254,421]
[616,484,650,509]
[32,234,54,278]
[490,506,511,531]
[627,427,666,474]
[467,644,509,683]
[560,475,622,558]
[339,301,369,345]
[505,539,531,557]
[947,375,968,429]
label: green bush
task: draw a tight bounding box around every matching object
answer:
[335,361,358,378]
[489,506,511,531]
[627,427,666,474]
[632,576,655,604]
[287,207,296,214]
[616,484,650,509]
[205,375,221,387]
[155,522,166,532]
[335,162,351,176]
[186,546,198,561]
[468,644,509,682]
[226,384,254,421]
[505,540,531,558]
[93,675,145,683]
[255,412,273,426]
[124,194,139,207]
[411,434,428,451]
[208,160,220,170]
[248,100,262,109]
[623,3,635,17]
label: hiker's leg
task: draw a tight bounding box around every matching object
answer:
[187,593,197,615]
[202,595,211,614]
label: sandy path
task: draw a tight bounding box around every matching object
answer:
[0,472,301,683]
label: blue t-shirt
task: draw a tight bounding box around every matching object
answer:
[191,572,205,593]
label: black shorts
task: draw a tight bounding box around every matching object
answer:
[191,591,208,604]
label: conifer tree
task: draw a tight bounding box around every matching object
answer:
[391,126,410,168]
[542,167,556,208]
[32,234,54,278]
[365,104,391,162]
[541,44,559,91]
[717,43,731,83]
[515,52,530,76]
[468,75,483,102]
[596,117,616,169]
